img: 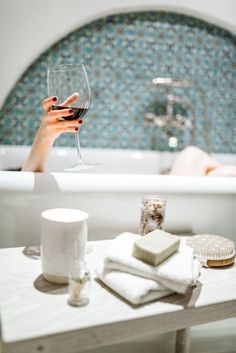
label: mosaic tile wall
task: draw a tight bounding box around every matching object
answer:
[0,12,235,152]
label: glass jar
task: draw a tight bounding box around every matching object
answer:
[67,261,91,307]
[139,195,166,235]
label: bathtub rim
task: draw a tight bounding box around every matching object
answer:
[0,171,235,195]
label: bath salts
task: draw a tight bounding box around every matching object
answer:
[67,262,91,307]
[139,196,166,235]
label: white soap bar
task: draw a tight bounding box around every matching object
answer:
[132,230,180,266]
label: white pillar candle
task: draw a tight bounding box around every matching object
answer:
[41,208,89,284]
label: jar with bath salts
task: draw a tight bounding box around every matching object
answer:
[67,261,91,307]
[139,195,166,235]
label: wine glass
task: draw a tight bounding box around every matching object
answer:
[47,63,95,171]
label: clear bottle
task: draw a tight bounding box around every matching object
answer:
[139,195,166,235]
[67,261,91,307]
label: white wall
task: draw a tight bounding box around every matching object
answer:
[0,0,235,108]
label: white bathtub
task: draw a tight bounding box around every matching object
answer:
[0,144,236,353]
[0,145,236,248]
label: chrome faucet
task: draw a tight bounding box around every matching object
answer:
[146,78,210,151]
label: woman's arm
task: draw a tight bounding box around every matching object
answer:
[22,93,82,172]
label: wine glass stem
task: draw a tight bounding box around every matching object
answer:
[75,132,83,165]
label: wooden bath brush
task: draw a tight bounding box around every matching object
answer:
[187,234,235,268]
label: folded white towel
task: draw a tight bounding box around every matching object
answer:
[103,233,201,294]
[96,262,173,305]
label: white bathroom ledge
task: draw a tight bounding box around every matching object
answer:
[0,241,236,353]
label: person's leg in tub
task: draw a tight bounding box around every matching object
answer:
[22,93,83,172]
[170,145,236,176]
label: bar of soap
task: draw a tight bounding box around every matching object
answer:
[132,230,180,266]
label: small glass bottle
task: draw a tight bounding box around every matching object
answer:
[67,261,91,307]
[139,195,166,235]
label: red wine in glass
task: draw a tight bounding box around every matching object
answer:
[52,105,89,120]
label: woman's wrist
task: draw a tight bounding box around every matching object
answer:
[22,129,55,172]
[36,123,57,145]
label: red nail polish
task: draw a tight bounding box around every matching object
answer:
[53,97,57,102]
[75,127,79,131]
[69,109,74,114]
[79,119,83,124]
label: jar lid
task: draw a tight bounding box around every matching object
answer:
[142,195,166,204]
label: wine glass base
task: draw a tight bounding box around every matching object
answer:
[65,163,99,172]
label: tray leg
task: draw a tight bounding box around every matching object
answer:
[175,328,190,353]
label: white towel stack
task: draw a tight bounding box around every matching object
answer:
[96,233,201,305]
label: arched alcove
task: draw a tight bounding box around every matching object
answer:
[0,11,235,152]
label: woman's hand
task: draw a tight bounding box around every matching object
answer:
[22,93,84,172]
[38,93,83,144]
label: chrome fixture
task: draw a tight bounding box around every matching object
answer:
[152,77,193,88]
[146,77,210,151]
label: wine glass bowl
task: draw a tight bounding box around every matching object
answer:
[47,63,95,171]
